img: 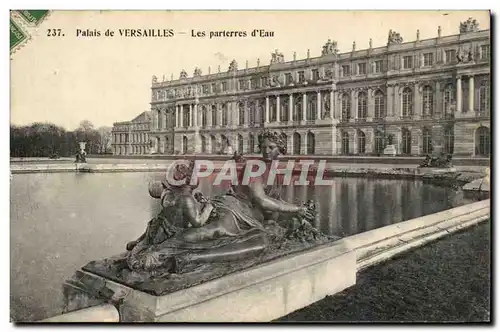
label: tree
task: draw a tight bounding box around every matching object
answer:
[97,126,112,154]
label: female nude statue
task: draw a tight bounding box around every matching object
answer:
[126,131,314,274]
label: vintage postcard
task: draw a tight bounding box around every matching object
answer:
[10,10,491,323]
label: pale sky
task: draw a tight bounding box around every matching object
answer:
[10,10,490,130]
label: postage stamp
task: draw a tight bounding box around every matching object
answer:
[9,18,29,54]
[15,10,50,26]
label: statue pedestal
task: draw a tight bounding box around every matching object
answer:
[383,144,397,156]
[62,241,355,322]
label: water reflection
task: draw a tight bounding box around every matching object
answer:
[10,173,472,321]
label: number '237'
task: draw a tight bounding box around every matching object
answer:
[47,29,63,37]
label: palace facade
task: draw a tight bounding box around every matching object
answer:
[111,111,151,155]
[134,18,490,157]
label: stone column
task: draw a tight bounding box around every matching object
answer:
[163,109,168,129]
[276,95,280,123]
[244,101,249,125]
[316,91,321,120]
[180,105,184,128]
[330,90,334,119]
[387,85,394,119]
[468,76,474,112]
[352,130,357,154]
[189,104,193,127]
[193,103,198,127]
[218,103,223,127]
[265,96,270,123]
[175,105,181,128]
[351,89,357,120]
[414,86,420,119]
[303,131,308,155]
[456,76,462,113]
[288,94,293,123]
[193,103,201,153]
[367,88,374,120]
[302,93,307,121]
[207,105,213,127]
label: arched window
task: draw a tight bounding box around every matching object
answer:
[165,136,170,154]
[402,87,413,117]
[210,135,217,154]
[341,93,351,120]
[374,130,385,155]
[281,99,289,122]
[475,126,490,156]
[201,106,207,127]
[479,81,490,115]
[270,99,277,122]
[443,84,454,116]
[249,102,255,125]
[211,105,217,126]
[342,132,349,155]
[307,93,316,120]
[220,135,228,153]
[293,132,301,155]
[422,86,434,117]
[221,104,228,126]
[182,108,190,128]
[293,95,302,121]
[422,127,432,155]
[201,135,206,153]
[401,128,411,155]
[281,133,287,153]
[182,136,188,154]
[248,134,255,153]
[374,90,385,119]
[238,103,245,125]
[357,130,366,154]
[307,132,315,154]
[444,126,454,155]
[259,103,265,123]
[238,134,244,153]
[357,92,367,120]
[157,109,162,129]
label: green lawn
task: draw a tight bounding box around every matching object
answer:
[278,221,491,323]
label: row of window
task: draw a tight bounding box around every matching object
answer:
[339,84,490,120]
[154,83,490,129]
[340,45,490,76]
[113,133,149,144]
[341,126,490,156]
[152,80,490,129]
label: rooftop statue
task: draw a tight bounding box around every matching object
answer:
[321,39,339,56]
[179,69,188,79]
[387,29,403,45]
[459,17,479,33]
[270,49,284,64]
[83,131,333,293]
[152,75,158,83]
[193,67,202,77]
[228,59,238,72]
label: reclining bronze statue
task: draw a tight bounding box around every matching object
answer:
[82,130,334,295]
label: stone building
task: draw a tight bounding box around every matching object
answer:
[150,18,490,157]
[111,111,151,155]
